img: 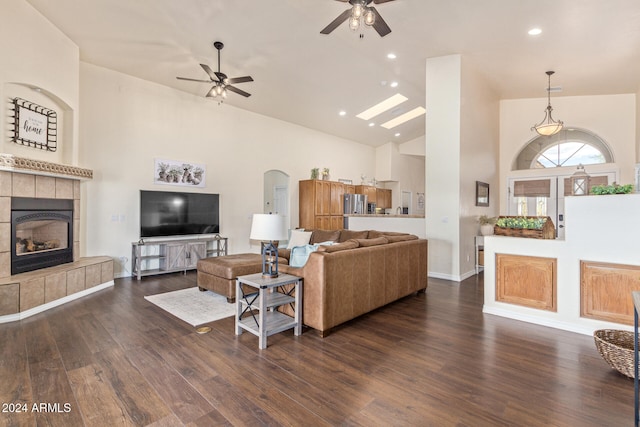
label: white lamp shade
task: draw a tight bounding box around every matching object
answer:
[249,214,288,241]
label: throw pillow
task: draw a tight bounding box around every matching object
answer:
[310,229,341,244]
[287,230,312,249]
[338,229,369,242]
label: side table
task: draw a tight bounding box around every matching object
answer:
[235,273,302,349]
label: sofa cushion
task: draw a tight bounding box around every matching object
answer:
[317,241,359,253]
[368,230,410,239]
[287,229,312,249]
[351,236,389,247]
[310,229,341,244]
[338,229,368,242]
[384,234,419,243]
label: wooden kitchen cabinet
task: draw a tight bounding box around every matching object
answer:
[355,185,377,204]
[300,179,345,230]
[376,188,392,209]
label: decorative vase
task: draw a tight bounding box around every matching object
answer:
[480,224,494,236]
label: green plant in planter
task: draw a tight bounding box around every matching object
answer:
[478,215,497,225]
[590,183,634,195]
[496,217,547,230]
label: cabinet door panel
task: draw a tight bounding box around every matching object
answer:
[496,254,556,311]
[315,180,330,216]
[166,244,186,270]
[330,216,344,230]
[187,243,207,268]
[581,261,640,325]
[330,182,345,215]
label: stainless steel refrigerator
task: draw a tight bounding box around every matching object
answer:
[343,193,367,228]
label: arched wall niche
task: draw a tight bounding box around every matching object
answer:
[3,82,74,165]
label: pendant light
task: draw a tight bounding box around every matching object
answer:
[532,71,563,136]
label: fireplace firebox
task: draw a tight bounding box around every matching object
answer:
[11,197,74,275]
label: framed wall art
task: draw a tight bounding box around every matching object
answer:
[9,98,57,151]
[476,181,490,207]
[154,159,206,187]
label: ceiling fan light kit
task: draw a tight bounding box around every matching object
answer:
[176,41,253,103]
[321,0,394,37]
[532,71,563,136]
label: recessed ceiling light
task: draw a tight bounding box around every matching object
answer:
[339,110,347,116]
[390,81,399,88]
[528,28,542,36]
[395,133,401,137]
[356,94,408,120]
[368,122,375,127]
[381,106,426,129]
[387,53,397,59]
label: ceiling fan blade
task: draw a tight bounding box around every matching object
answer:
[200,63,217,81]
[320,9,352,34]
[226,76,254,84]
[369,7,392,37]
[373,0,395,3]
[226,85,251,98]
[176,77,212,83]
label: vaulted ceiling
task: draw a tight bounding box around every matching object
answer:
[25,0,640,147]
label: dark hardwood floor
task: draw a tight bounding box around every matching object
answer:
[0,272,634,426]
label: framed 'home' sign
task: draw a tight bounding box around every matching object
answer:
[10,98,57,152]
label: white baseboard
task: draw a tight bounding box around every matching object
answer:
[0,281,114,324]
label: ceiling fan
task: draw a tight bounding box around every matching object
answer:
[321,0,396,37]
[176,41,253,100]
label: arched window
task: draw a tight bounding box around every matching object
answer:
[513,128,613,170]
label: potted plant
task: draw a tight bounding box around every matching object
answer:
[322,168,330,181]
[478,215,497,236]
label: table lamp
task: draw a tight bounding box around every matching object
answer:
[249,214,288,278]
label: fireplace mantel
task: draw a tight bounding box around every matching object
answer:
[0,153,93,180]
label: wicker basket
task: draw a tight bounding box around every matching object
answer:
[593,329,638,378]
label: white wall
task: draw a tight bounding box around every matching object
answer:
[425,55,499,281]
[79,63,378,276]
[375,142,425,213]
[425,55,462,279]
[459,57,500,278]
[499,94,636,212]
[0,0,79,165]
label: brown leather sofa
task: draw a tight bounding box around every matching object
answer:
[278,229,428,336]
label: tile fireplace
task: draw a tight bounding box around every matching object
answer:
[11,197,74,275]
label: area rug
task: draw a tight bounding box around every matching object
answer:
[144,287,235,327]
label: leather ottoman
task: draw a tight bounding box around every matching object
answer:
[196,254,288,303]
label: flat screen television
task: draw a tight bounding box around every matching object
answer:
[140,190,220,238]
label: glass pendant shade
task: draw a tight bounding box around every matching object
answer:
[352,3,364,19]
[532,71,563,136]
[364,9,376,26]
[349,16,360,31]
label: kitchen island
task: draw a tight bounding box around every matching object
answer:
[345,214,426,238]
